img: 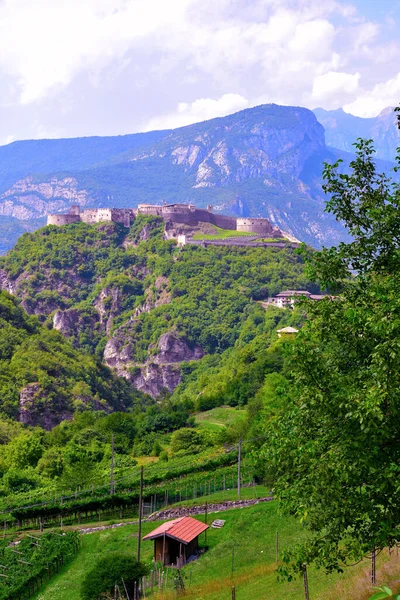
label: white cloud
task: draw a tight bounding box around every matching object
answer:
[0,0,196,104]
[312,71,360,103]
[144,93,249,130]
[343,72,400,117]
[0,0,400,142]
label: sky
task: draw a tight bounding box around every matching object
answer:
[1,0,400,145]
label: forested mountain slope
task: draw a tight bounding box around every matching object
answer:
[0,290,144,429]
[0,216,314,398]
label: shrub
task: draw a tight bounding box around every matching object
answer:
[170,428,205,455]
[80,552,148,600]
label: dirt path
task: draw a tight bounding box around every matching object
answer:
[79,496,273,535]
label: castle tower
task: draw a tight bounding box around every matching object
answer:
[69,205,81,216]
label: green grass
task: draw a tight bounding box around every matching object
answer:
[195,407,247,431]
[31,500,399,600]
[192,226,256,240]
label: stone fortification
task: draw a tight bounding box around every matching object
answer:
[47,203,281,236]
[47,205,134,227]
[237,218,274,235]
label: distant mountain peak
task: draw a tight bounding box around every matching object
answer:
[378,106,395,117]
[313,106,399,161]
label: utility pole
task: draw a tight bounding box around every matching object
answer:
[237,437,242,500]
[137,467,144,562]
[110,434,115,496]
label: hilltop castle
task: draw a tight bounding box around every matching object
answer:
[47,203,282,237]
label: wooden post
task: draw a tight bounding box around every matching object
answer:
[302,563,310,600]
[238,437,242,499]
[371,549,376,585]
[137,467,144,562]
[162,532,166,566]
[122,577,130,599]
[232,586,236,600]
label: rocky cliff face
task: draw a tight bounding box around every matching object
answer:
[165,105,325,188]
[0,176,92,220]
[104,330,204,397]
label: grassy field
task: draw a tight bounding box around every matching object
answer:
[192,227,255,240]
[32,499,400,600]
[195,407,247,432]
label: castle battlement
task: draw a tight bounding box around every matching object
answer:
[47,203,282,237]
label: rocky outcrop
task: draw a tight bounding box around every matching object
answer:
[19,381,113,430]
[19,383,73,430]
[153,332,204,364]
[131,363,182,397]
[93,287,123,335]
[104,330,204,397]
[53,309,99,339]
[0,269,16,295]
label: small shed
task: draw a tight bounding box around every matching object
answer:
[143,516,208,566]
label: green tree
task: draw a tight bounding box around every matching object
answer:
[264,108,400,575]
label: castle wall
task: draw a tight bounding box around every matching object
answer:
[47,214,81,226]
[138,204,162,215]
[211,214,238,230]
[236,218,274,235]
[193,208,212,224]
[47,204,277,237]
[110,209,133,227]
[81,209,101,224]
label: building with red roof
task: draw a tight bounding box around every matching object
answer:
[143,516,209,566]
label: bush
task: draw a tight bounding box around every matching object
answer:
[80,552,148,600]
[170,428,205,455]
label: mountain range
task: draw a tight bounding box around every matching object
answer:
[0,103,398,252]
[313,106,399,161]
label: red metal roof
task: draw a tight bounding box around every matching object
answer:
[143,516,209,544]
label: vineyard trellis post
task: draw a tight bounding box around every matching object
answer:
[371,548,376,585]
[110,434,115,496]
[302,563,310,600]
[137,467,144,562]
[237,437,242,500]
